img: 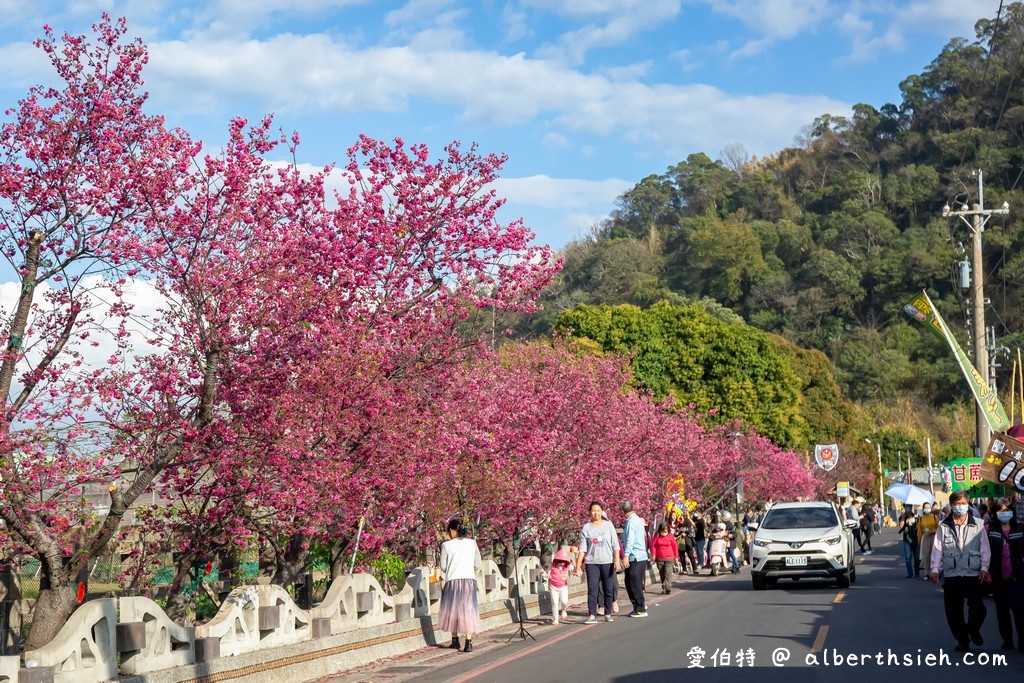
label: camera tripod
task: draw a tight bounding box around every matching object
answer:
[505,573,536,642]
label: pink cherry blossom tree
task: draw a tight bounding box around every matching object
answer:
[0,16,200,646]
[0,17,559,643]
[430,342,711,571]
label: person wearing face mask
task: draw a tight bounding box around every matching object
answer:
[930,490,992,652]
[985,499,1024,651]
[650,522,679,594]
[918,503,939,580]
[899,510,920,578]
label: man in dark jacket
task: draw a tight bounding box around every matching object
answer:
[694,511,707,568]
[860,500,875,555]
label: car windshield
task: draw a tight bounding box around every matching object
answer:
[760,508,838,529]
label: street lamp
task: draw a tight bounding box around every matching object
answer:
[865,438,884,519]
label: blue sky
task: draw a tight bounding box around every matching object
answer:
[0,0,1005,249]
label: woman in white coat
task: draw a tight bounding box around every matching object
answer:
[439,518,482,652]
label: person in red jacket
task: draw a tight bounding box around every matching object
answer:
[650,522,680,594]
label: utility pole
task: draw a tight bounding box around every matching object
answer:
[865,438,884,514]
[926,437,934,497]
[943,170,1009,457]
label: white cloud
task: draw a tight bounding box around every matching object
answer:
[699,0,831,41]
[192,0,367,38]
[521,0,681,20]
[493,175,632,209]
[533,0,683,65]
[730,37,773,59]
[541,132,569,149]
[694,0,1000,64]
[599,60,653,82]
[892,0,1002,38]
[141,34,846,157]
[0,276,167,379]
[385,0,459,27]
[830,0,1001,64]
[0,41,51,90]
[502,3,532,42]
[671,48,705,72]
[685,0,832,59]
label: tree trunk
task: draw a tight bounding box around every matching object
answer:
[271,534,309,587]
[329,539,353,579]
[24,582,77,650]
[499,539,516,579]
[164,551,199,624]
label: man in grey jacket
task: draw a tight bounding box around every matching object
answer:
[930,490,992,652]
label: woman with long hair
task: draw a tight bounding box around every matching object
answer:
[438,518,482,652]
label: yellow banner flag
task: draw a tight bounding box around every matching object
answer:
[905,291,1010,432]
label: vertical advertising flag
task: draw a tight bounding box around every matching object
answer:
[815,444,839,471]
[904,291,1010,432]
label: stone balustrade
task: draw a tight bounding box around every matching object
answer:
[117,596,195,675]
[311,570,404,634]
[0,655,19,682]
[6,552,586,683]
[479,559,509,600]
[21,598,118,683]
[514,555,542,596]
[194,585,261,657]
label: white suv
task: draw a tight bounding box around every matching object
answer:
[749,501,857,590]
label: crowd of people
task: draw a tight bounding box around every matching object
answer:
[568,500,759,624]
[437,492,1024,654]
[840,496,882,555]
[435,500,760,651]
[896,492,1024,653]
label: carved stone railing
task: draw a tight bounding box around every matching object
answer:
[22,598,118,683]
[117,596,195,674]
[11,555,579,682]
[251,585,311,648]
[194,585,260,657]
[479,559,508,600]
[0,656,19,683]
[401,566,433,619]
[513,555,542,595]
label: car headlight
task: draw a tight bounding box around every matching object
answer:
[823,535,842,545]
[753,539,770,547]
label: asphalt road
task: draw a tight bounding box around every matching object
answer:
[321,531,1023,682]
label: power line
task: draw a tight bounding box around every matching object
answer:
[992,28,1024,134]
[956,0,1005,171]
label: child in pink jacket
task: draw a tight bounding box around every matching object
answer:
[544,548,573,624]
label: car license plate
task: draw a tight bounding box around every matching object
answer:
[785,556,808,566]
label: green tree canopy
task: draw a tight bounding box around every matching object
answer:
[555,301,810,448]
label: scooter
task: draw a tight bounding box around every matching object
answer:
[708,524,729,576]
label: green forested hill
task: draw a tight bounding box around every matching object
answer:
[516,4,1024,452]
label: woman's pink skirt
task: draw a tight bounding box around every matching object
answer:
[438,578,481,635]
